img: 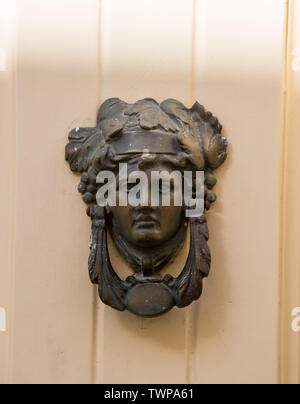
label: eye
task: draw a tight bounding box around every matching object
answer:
[117,180,134,192]
[128,180,141,192]
[127,182,138,191]
[117,179,142,193]
[160,182,175,194]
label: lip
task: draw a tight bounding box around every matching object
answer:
[134,220,158,229]
[133,215,160,229]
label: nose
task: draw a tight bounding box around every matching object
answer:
[133,205,159,215]
[136,181,157,209]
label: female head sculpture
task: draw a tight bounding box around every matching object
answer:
[66,98,227,317]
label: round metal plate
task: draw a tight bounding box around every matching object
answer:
[125,283,175,318]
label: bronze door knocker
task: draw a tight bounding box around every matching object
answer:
[66,98,228,317]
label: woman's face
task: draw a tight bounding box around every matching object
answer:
[110,162,185,247]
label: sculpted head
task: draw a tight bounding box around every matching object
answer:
[66,98,227,316]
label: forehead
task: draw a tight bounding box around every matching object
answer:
[116,156,181,181]
[112,131,181,155]
[131,158,177,171]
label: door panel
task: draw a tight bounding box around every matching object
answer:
[1,0,100,384]
[97,0,195,384]
[0,0,16,385]
[192,0,284,384]
[280,0,300,385]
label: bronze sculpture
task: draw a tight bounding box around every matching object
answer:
[66,98,227,317]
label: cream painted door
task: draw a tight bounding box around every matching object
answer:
[0,0,299,384]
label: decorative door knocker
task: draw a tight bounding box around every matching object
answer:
[66,98,227,317]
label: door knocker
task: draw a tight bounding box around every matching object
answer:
[66,98,228,317]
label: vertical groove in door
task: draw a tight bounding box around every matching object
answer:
[185,0,197,385]
[7,36,17,386]
[189,0,197,106]
[296,0,300,383]
[185,307,192,384]
[278,0,291,385]
[1,0,18,384]
[91,0,103,385]
[97,0,103,112]
[278,0,300,385]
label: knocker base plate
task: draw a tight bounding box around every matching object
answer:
[125,282,175,318]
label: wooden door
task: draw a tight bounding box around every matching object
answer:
[0,0,299,384]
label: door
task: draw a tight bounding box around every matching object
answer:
[0,0,299,384]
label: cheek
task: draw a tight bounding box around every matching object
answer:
[159,206,184,233]
[111,207,132,228]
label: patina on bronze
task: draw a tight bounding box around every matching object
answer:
[66,98,228,317]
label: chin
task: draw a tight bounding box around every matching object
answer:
[131,229,163,245]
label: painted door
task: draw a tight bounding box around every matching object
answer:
[0,0,299,384]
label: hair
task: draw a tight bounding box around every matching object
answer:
[66,98,228,206]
